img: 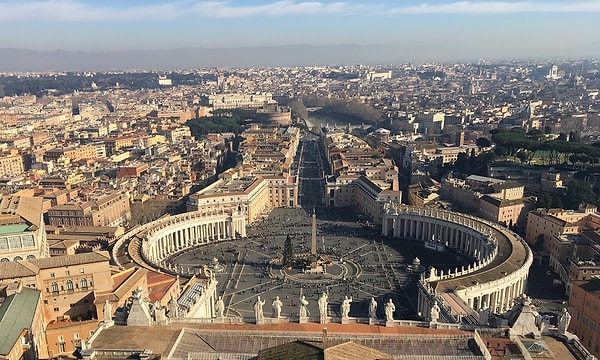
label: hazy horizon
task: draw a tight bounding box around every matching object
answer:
[1,0,600,71]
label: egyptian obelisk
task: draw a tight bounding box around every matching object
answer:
[311,208,317,255]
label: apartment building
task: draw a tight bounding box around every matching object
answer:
[0,154,24,176]
[46,191,131,227]
[569,278,600,357]
[524,205,598,247]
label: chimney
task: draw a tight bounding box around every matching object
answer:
[322,327,328,347]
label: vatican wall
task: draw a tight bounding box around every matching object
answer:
[382,205,532,316]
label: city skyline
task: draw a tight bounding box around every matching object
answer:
[1,0,600,70]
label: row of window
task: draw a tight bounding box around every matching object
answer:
[48,278,90,293]
[0,254,36,262]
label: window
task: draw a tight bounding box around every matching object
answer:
[80,278,88,289]
[51,282,58,293]
[54,307,59,312]
[66,280,74,292]
[80,268,84,274]
[50,272,55,278]
[65,270,70,276]
[44,300,48,304]
[74,333,79,339]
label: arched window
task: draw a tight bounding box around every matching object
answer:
[80,278,88,289]
[0,258,9,262]
[51,282,58,293]
[26,254,36,260]
[13,256,23,261]
[66,280,74,291]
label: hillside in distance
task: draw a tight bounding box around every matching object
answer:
[0,45,412,72]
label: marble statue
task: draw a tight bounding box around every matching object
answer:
[385,299,395,322]
[430,300,440,323]
[558,308,572,334]
[299,295,310,318]
[254,296,265,323]
[103,300,113,322]
[318,292,328,320]
[272,296,283,318]
[341,296,352,318]
[167,295,178,318]
[368,297,377,320]
[215,295,225,318]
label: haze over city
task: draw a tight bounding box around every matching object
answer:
[1,0,600,71]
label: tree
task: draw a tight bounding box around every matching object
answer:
[563,180,594,210]
[476,137,492,149]
[282,234,293,267]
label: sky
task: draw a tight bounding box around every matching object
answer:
[1,0,599,62]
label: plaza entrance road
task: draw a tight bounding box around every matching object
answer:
[170,132,471,321]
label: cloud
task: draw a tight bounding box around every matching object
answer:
[1,0,599,23]
[390,1,600,15]
[0,0,357,22]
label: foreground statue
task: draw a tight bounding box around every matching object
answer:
[272,296,283,318]
[215,295,225,318]
[318,292,328,323]
[368,297,377,322]
[558,308,572,335]
[430,300,440,323]
[254,296,266,323]
[299,295,310,318]
[341,296,352,318]
[385,299,395,322]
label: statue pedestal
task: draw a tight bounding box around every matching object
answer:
[341,317,350,324]
[369,318,376,325]
[299,316,309,323]
[429,321,438,329]
[385,320,395,328]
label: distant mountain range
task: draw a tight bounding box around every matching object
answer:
[0,45,417,72]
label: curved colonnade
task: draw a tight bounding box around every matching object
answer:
[382,205,532,317]
[114,210,246,274]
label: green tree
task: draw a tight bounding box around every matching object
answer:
[475,137,492,149]
[282,234,293,267]
[563,180,594,210]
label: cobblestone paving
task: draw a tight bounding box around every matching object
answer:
[171,206,471,321]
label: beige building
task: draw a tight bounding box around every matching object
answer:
[325,175,401,224]
[47,191,131,228]
[524,205,597,248]
[0,251,114,358]
[0,195,49,262]
[201,93,277,110]
[187,171,298,223]
[0,154,24,176]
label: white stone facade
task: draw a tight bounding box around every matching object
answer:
[140,210,246,269]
